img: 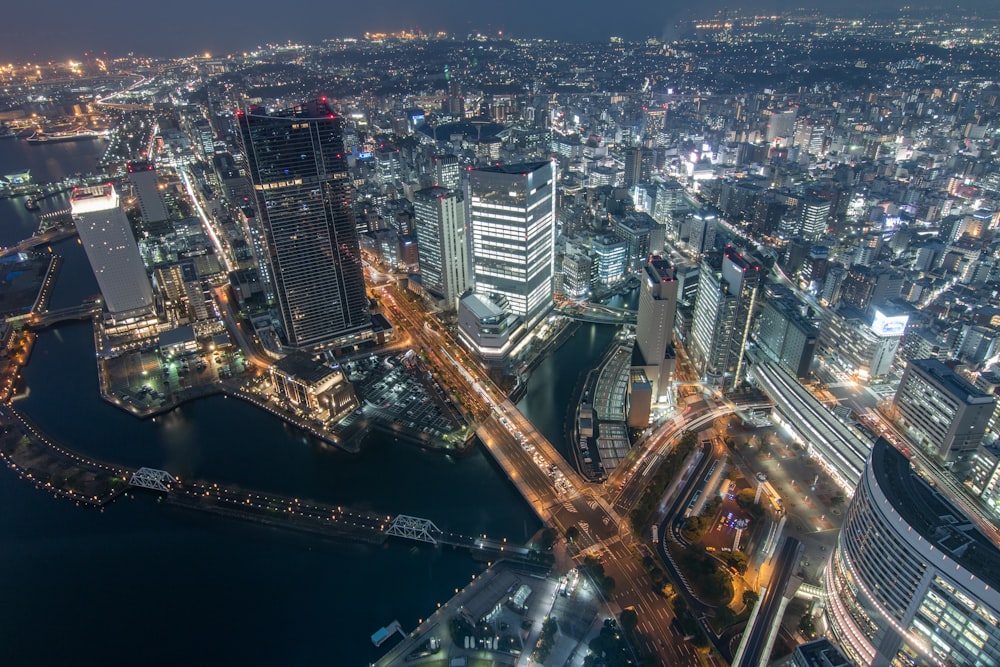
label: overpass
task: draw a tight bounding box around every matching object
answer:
[747,350,868,491]
[1,227,78,258]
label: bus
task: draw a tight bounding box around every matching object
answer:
[651,525,659,544]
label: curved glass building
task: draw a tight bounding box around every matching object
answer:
[825,439,1000,666]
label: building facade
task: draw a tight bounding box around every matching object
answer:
[467,161,556,331]
[825,439,1000,667]
[413,186,469,308]
[237,99,371,350]
[70,185,154,317]
[635,256,678,401]
[894,358,996,465]
[689,247,764,390]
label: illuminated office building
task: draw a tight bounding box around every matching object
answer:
[467,161,556,331]
[689,247,763,390]
[237,99,370,350]
[413,186,469,308]
[826,439,1000,667]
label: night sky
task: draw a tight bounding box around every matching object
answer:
[3,0,997,61]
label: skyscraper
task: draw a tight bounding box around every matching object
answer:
[237,99,370,350]
[467,161,556,331]
[413,186,469,308]
[635,256,678,401]
[70,185,154,317]
[689,247,763,390]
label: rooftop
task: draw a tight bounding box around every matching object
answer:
[871,439,1000,591]
[910,358,995,405]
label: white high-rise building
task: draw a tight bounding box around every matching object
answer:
[413,186,469,308]
[467,161,556,331]
[70,185,154,316]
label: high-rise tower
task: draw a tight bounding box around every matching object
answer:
[689,247,763,390]
[413,186,469,308]
[467,161,556,331]
[237,99,370,350]
[635,256,678,401]
[70,185,154,317]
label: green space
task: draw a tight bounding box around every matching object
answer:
[677,545,734,606]
[629,430,698,533]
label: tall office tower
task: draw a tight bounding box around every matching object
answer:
[623,147,642,189]
[689,248,764,390]
[237,99,371,350]
[126,161,170,235]
[825,438,1000,667]
[614,212,663,272]
[413,186,469,308]
[798,197,831,241]
[592,235,628,287]
[893,358,995,466]
[635,256,678,401]
[70,185,154,317]
[432,154,461,191]
[653,179,685,224]
[467,161,556,331]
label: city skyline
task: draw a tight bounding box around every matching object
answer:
[2,1,999,61]
[5,5,1000,664]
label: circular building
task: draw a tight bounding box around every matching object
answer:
[825,439,1000,666]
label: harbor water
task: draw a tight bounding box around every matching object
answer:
[0,139,616,664]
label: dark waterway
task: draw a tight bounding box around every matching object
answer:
[0,140,618,665]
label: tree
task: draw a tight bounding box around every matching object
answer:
[799,612,816,638]
[726,551,749,575]
[565,525,580,543]
[619,607,639,633]
[743,590,759,607]
[536,528,555,551]
[830,492,846,508]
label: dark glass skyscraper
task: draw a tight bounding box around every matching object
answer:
[237,99,370,350]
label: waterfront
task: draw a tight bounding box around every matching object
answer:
[0,140,616,664]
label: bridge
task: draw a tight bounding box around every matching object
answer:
[0,227,78,258]
[747,350,868,491]
[128,467,178,492]
[25,302,102,329]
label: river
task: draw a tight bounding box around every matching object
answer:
[0,139,622,664]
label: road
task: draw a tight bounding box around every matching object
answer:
[731,536,801,667]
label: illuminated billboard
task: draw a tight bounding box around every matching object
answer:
[871,309,909,337]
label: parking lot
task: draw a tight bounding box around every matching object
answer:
[347,351,467,445]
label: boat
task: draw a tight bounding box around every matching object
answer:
[24,198,40,211]
[26,127,106,144]
[0,124,15,139]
